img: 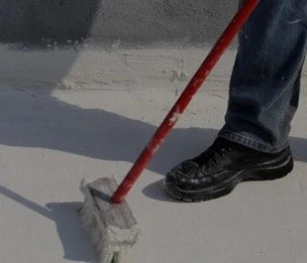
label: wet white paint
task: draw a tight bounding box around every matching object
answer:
[0,45,306,263]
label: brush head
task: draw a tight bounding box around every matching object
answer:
[78,177,140,263]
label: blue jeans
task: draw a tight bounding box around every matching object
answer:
[218,0,307,153]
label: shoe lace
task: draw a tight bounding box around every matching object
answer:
[193,139,233,169]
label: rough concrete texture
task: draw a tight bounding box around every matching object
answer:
[0,0,237,45]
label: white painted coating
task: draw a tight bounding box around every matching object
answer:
[0,46,306,263]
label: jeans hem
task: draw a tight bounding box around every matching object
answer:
[218,129,288,154]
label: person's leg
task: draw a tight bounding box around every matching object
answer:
[219,0,307,153]
[164,0,307,202]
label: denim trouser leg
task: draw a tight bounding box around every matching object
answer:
[218,0,307,153]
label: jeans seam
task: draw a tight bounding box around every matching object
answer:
[218,129,283,153]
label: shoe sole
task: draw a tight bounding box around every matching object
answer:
[163,154,294,202]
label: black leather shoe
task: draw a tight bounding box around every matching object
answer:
[164,137,294,202]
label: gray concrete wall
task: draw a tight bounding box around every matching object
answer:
[0,0,237,45]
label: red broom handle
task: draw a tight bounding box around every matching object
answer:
[111,0,260,204]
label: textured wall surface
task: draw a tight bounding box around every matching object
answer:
[0,0,237,45]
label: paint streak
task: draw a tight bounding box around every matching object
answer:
[288,19,302,24]
[169,111,182,125]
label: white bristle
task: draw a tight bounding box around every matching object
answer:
[77,178,140,263]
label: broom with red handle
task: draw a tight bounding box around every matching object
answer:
[111,0,261,204]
